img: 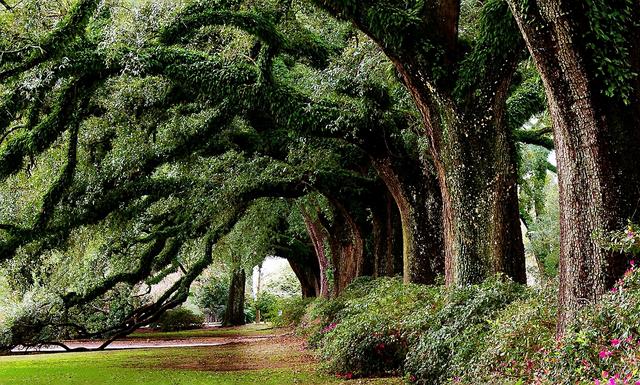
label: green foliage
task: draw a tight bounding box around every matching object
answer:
[600,221,640,257]
[583,0,639,104]
[518,141,559,279]
[456,287,557,384]
[300,276,528,381]
[297,268,640,385]
[253,291,279,321]
[195,275,229,320]
[536,265,640,385]
[149,307,204,332]
[312,277,430,377]
[453,0,525,102]
[269,296,314,327]
[404,277,529,384]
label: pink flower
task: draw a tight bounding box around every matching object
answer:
[631,260,636,267]
[600,350,613,359]
[594,380,600,385]
[611,287,619,293]
[322,322,337,333]
[611,339,621,347]
[608,378,616,385]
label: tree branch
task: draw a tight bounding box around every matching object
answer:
[515,127,554,150]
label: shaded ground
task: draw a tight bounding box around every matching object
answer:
[124,334,316,372]
[126,323,280,340]
[13,324,287,352]
[0,325,403,385]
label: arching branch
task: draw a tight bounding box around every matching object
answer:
[515,127,554,150]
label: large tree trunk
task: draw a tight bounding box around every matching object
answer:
[438,115,525,286]
[300,207,330,298]
[369,188,403,278]
[314,0,526,288]
[223,268,246,326]
[286,248,321,298]
[325,199,365,295]
[507,0,640,334]
[391,61,526,287]
[371,156,444,284]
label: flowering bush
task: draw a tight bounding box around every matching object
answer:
[312,277,436,377]
[302,275,527,381]
[534,260,640,385]
[453,286,557,384]
[294,225,640,385]
[600,222,640,256]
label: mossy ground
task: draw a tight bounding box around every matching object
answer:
[0,325,402,385]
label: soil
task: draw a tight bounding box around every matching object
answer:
[128,335,316,372]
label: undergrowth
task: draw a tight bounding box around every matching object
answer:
[289,261,640,385]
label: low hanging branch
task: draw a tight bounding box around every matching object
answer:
[514,127,554,150]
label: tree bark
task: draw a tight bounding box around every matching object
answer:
[325,199,366,295]
[287,252,321,298]
[393,63,526,287]
[223,268,246,326]
[300,207,330,298]
[371,155,444,284]
[369,188,403,278]
[507,0,640,334]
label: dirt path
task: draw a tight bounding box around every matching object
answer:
[12,329,292,353]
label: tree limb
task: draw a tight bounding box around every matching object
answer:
[515,127,554,150]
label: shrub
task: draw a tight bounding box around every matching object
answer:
[311,277,439,377]
[455,287,557,384]
[270,296,314,327]
[300,247,640,385]
[150,307,204,332]
[404,276,529,385]
[254,292,279,321]
[195,277,228,322]
[535,261,640,385]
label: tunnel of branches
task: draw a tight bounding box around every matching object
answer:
[0,0,638,349]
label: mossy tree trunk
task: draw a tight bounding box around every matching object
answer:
[507,0,640,334]
[315,0,527,286]
[223,268,246,326]
[371,156,444,284]
[392,59,526,287]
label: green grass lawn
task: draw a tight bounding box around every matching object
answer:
[0,330,403,385]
